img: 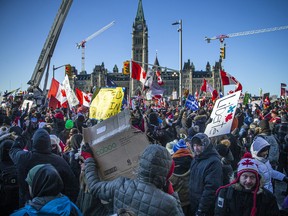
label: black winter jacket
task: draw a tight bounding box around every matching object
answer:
[215,183,279,216]
[189,144,223,215]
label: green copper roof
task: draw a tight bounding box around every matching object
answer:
[135,0,145,22]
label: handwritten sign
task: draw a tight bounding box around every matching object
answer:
[205,91,241,137]
[89,87,124,120]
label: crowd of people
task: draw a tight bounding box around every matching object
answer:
[1,95,288,215]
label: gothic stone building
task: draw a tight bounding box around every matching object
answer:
[73,0,223,98]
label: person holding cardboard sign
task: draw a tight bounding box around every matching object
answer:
[81,143,184,216]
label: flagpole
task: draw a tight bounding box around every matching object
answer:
[129,59,132,107]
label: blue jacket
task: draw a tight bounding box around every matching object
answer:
[11,195,82,216]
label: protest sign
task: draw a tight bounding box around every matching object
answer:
[21,100,34,112]
[89,87,124,120]
[205,91,241,137]
[83,109,149,180]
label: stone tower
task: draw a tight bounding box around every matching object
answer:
[131,0,148,95]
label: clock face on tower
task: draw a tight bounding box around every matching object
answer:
[137,24,142,30]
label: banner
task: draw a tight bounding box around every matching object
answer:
[89,87,124,120]
[204,91,241,137]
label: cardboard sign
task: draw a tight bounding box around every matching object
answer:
[89,87,124,120]
[205,91,241,137]
[83,109,149,180]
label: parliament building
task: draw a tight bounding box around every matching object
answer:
[73,0,223,99]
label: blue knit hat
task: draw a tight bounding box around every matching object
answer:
[173,139,187,153]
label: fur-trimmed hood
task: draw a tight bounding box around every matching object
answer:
[229,173,265,195]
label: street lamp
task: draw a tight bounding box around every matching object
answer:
[172,72,178,91]
[53,64,67,79]
[172,19,182,105]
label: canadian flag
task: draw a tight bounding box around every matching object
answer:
[156,70,164,85]
[131,61,147,85]
[200,79,214,93]
[195,90,199,100]
[75,88,92,107]
[220,70,242,92]
[47,78,68,107]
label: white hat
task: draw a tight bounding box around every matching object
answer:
[237,152,259,174]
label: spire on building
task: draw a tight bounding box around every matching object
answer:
[152,51,160,71]
[135,0,145,22]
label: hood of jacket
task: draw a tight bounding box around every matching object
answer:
[137,144,172,189]
[32,128,52,153]
[250,136,270,161]
[30,164,63,198]
[193,114,207,123]
[195,143,220,161]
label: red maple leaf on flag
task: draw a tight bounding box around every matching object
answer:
[241,159,254,167]
[61,89,66,97]
[142,71,147,80]
[84,95,91,103]
[225,113,233,122]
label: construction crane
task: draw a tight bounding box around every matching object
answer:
[27,0,73,95]
[76,21,115,73]
[205,25,288,43]
[205,25,288,60]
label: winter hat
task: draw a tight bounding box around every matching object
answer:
[65,119,74,129]
[258,119,270,131]
[216,152,260,216]
[54,111,64,120]
[237,152,259,174]
[190,133,210,147]
[173,139,187,153]
[148,112,159,126]
[32,128,51,153]
[38,122,46,129]
[25,164,46,186]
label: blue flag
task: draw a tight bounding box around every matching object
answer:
[185,94,199,111]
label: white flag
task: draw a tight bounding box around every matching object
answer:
[62,75,79,107]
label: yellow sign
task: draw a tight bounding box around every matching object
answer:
[89,87,124,120]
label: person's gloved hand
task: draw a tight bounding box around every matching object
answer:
[195,209,206,216]
[163,180,174,195]
[81,143,93,160]
[283,176,288,183]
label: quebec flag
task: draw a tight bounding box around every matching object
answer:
[185,94,199,111]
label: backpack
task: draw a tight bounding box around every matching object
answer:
[0,162,19,207]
